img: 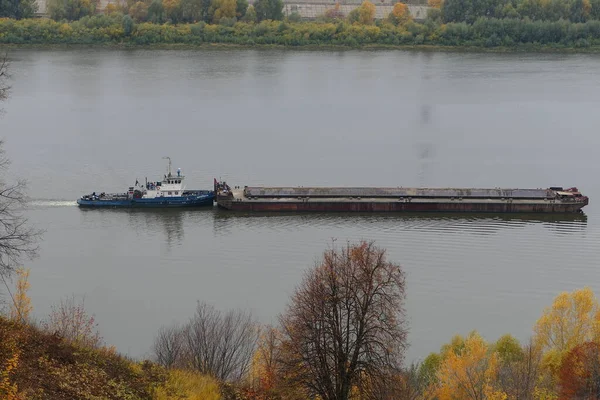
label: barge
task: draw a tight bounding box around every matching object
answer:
[214,180,589,213]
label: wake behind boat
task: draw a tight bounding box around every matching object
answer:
[77,158,214,208]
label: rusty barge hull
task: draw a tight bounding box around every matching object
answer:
[214,184,589,214]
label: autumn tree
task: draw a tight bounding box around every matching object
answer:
[435,331,502,400]
[129,1,149,21]
[43,294,103,348]
[162,0,182,22]
[494,337,543,400]
[533,287,600,377]
[559,341,600,399]
[358,0,375,24]
[248,326,281,393]
[428,0,442,8]
[279,240,407,400]
[211,0,236,22]
[324,2,344,20]
[9,267,31,323]
[387,2,411,25]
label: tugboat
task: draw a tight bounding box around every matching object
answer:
[77,157,214,208]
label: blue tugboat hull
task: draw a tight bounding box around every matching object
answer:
[77,192,215,208]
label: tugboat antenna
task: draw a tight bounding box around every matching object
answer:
[162,156,172,177]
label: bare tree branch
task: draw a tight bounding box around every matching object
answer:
[0,54,9,105]
[153,301,259,382]
[0,55,42,280]
[278,240,408,400]
[153,324,186,368]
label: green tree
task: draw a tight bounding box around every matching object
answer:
[147,0,165,23]
[571,0,591,22]
[241,3,256,21]
[122,14,134,36]
[0,0,38,19]
[254,0,283,21]
[180,0,204,22]
[347,7,360,23]
[235,0,247,19]
[48,0,96,21]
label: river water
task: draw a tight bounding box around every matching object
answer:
[1,48,600,362]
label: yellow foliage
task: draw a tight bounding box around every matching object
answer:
[436,332,499,400]
[533,287,600,378]
[152,370,221,400]
[9,267,32,323]
[104,3,119,14]
[212,0,236,22]
[428,0,442,8]
[533,386,558,400]
[0,334,20,399]
[162,0,181,15]
[248,326,282,392]
[358,0,375,25]
[59,23,73,35]
[583,0,592,17]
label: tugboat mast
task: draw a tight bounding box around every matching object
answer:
[163,156,172,177]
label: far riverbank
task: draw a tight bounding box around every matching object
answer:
[3,17,600,51]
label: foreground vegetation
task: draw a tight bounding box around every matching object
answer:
[5,246,600,399]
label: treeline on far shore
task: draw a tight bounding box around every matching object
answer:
[4,0,600,48]
[3,15,600,48]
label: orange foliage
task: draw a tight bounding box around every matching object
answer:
[436,332,500,400]
[428,0,442,8]
[249,326,281,394]
[559,341,600,399]
[392,2,408,18]
[324,2,343,20]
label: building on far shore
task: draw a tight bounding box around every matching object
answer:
[34,0,430,21]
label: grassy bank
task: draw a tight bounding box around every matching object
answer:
[3,16,600,49]
[0,316,224,399]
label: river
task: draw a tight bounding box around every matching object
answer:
[1,48,600,362]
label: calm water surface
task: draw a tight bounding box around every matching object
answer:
[2,48,600,361]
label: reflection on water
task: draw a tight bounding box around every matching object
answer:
[33,199,589,246]
[78,208,187,248]
[212,210,588,237]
